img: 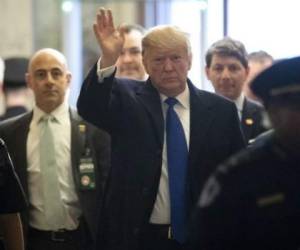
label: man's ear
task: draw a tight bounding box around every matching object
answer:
[245,66,250,78]
[142,56,149,74]
[66,71,72,86]
[205,66,210,80]
[187,54,192,70]
[25,73,32,89]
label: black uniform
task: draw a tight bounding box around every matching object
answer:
[190,134,300,250]
[0,138,27,213]
[0,138,27,250]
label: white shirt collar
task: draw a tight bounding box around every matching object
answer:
[234,93,245,113]
[159,84,190,109]
[32,101,69,125]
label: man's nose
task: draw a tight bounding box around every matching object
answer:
[46,72,55,83]
[163,58,174,71]
[122,51,134,62]
[221,68,230,78]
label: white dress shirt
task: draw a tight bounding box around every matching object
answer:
[27,102,81,230]
[234,94,245,120]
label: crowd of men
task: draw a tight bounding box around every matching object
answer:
[2,6,300,250]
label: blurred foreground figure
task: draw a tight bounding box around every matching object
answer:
[0,139,27,250]
[190,56,300,250]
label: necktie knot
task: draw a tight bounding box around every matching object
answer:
[165,97,178,108]
[40,115,56,124]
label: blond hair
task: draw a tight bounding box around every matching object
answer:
[142,25,191,57]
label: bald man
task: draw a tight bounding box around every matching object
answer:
[0,48,110,250]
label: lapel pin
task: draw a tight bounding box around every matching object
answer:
[79,124,86,133]
[245,118,254,125]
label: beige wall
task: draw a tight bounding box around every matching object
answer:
[0,0,33,58]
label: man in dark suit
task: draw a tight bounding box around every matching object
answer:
[0,48,110,250]
[77,8,245,250]
[190,56,300,250]
[205,37,267,143]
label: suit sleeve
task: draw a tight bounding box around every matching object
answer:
[77,63,117,131]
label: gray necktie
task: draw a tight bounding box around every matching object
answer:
[39,115,66,230]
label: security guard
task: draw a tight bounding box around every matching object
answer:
[0,57,31,121]
[0,138,27,250]
[189,56,300,250]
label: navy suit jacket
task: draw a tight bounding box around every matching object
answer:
[241,98,267,143]
[0,108,110,249]
[77,65,245,250]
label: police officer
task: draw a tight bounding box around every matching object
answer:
[0,138,27,250]
[189,56,300,250]
[0,57,32,121]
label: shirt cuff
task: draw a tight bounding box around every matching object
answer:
[96,58,116,82]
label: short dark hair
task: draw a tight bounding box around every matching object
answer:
[206,37,248,68]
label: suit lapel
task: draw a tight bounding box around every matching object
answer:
[136,80,164,147]
[14,113,32,197]
[69,109,85,190]
[188,81,215,167]
[136,79,216,165]
[241,98,253,141]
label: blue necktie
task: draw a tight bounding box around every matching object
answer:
[165,97,188,243]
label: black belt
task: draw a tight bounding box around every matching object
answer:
[28,227,80,242]
[144,223,173,240]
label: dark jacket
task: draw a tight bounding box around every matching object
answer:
[241,98,266,143]
[77,65,245,250]
[0,109,110,249]
[191,134,300,250]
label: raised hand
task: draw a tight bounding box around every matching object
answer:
[93,7,125,68]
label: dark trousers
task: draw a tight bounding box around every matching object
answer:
[139,224,186,250]
[26,227,89,250]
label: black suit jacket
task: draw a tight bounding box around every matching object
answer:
[0,108,110,249]
[241,98,266,143]
[77,65,245,250]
